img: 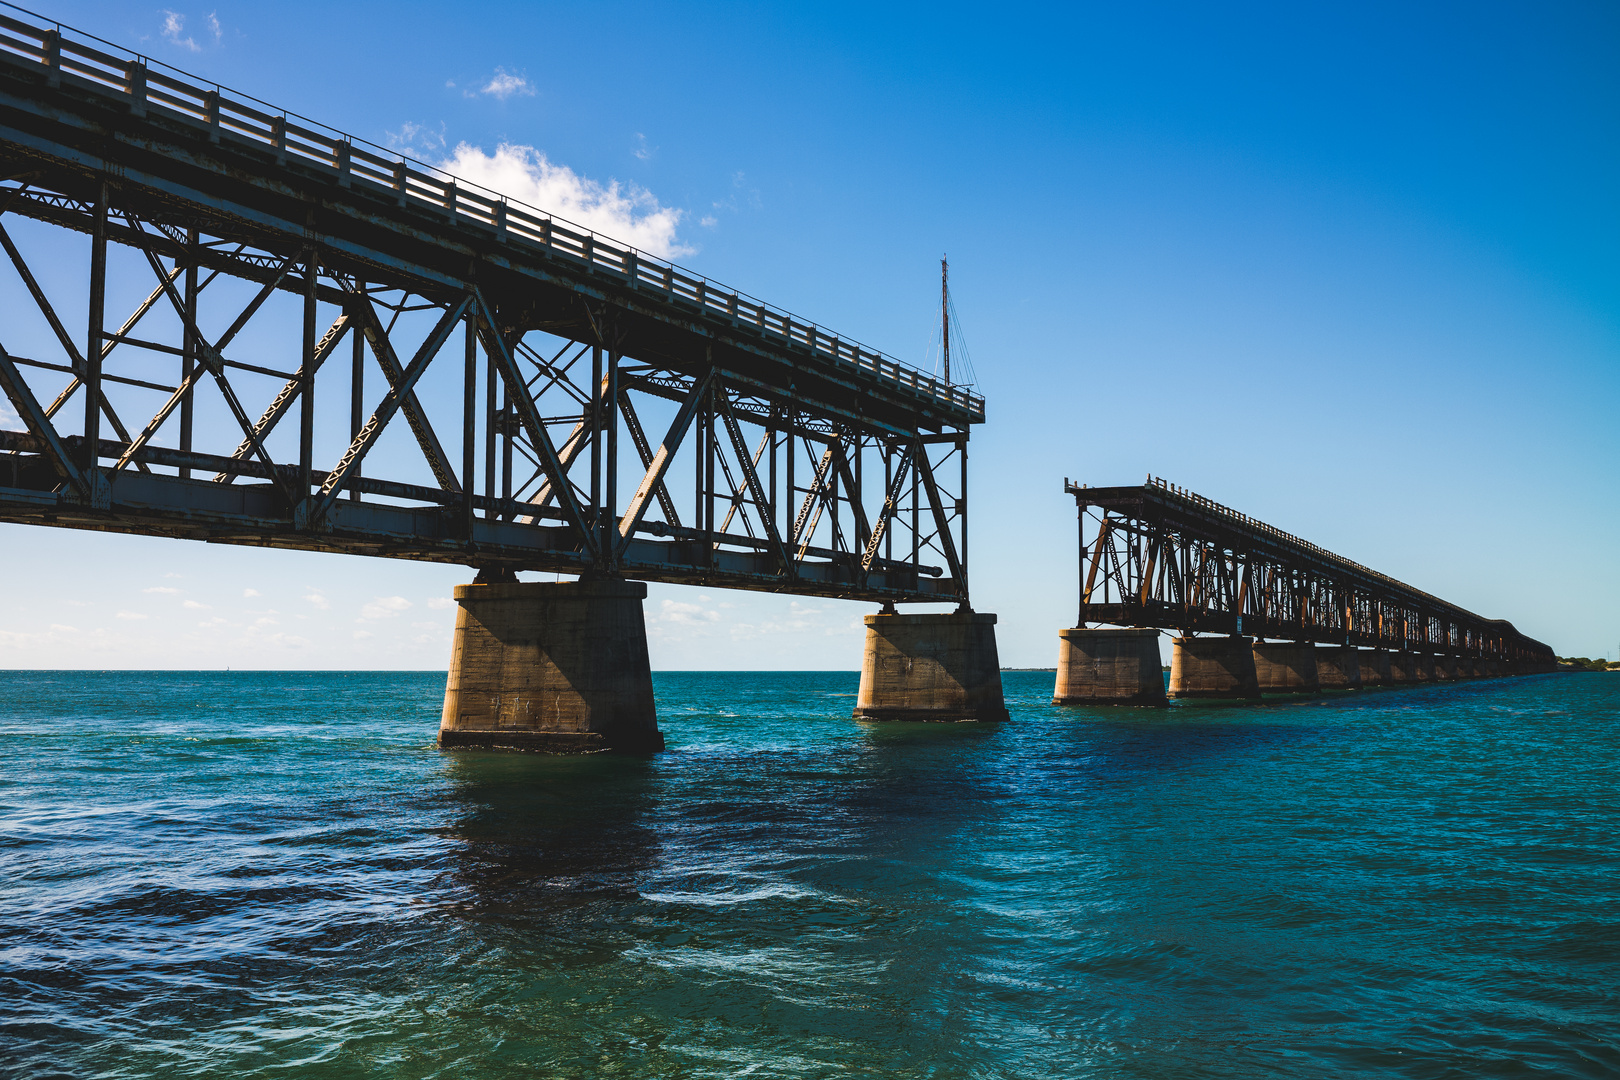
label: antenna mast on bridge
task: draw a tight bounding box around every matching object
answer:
[941,255,950,387]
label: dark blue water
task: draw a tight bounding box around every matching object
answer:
[2,670,1616,1078]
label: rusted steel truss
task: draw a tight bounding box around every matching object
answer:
[1067,477,1553,666]
[0,12,975,602]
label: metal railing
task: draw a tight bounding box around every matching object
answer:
[0,4,985,421]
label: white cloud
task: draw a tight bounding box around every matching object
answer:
[427,597,456,610]
[657,599,720,627]
[478,68,535,100]
[164,572,183,579]
[0,398,18,426]
[358,596,413,621]
[633,133,655,161]
[441,142,691,258]
[143,586,180,595]
[183,600,210,610]
[386,120,447,157]
[115,611,148,621]
[243,588,260,598]
[353,630,374,640]
[160,11,199,51]
[303,591,330,610]
[206,12,221,43]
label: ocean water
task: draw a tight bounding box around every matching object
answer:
[1,669,1616,1079]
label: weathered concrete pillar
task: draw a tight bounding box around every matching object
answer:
[1169,636,1260,699]
[854,610,1009,722]
[1315,646,1363,690]
[1395,652,1429,683]
[1359,650,1392,687]
[439,578,662,754]
[1432,655,1457,681]
[1253,641,1321,694]
[1478,659,1499,678]
[1054,627,1167,706]
[1455,657,1476,679]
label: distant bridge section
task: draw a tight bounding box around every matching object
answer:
[1066,477,1553,668]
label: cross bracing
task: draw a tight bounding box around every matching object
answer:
[0,9,976,603]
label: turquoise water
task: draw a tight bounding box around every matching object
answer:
[2,670,1616,1079]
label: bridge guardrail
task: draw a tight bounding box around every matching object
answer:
[0,5,986,424]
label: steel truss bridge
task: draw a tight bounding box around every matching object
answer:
[0,11,982,603]
[1067,477,1554,667]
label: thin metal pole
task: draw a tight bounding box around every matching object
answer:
[179,227,197,478]
[83,179,107,472]
[941,255,949,387]
[299,249,316,497]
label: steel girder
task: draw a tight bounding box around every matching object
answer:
[1065,478,1554,666]
[0,181,971,601]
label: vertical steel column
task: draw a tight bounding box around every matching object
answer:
[910,461,919,582]
[179,227,197,478]
[784,418,794,545]
[829,438,839,554]
[500,378,513,517]
[348,309,362,501]
[589,344,601,528]
[483,349,496,518]
[604,349,619,560]
[82,179,107,472]
[694,390,705,541]
[884,446,893,565]
[768,423,778,537]
[701,390,714,560]
[462,315,476,536]
[1076,497,1085,627]
[299,250,317,498]
[959,432,968,598]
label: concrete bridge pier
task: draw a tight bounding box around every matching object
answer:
[1359,650,1392,687]
[1054,628,1168,706]
[1390,652,1427,683]
[1433,655,1458,682]
[438,576,663,754]
[1169,636,1261,699]
[854,610,1010,722]
[1315,646,1363,690]
[1253,641,1321,694]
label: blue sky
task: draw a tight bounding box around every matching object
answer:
[2,0,1616,668]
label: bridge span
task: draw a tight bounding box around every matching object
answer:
[1054,477,1556,704]
[0,9,1007,750]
